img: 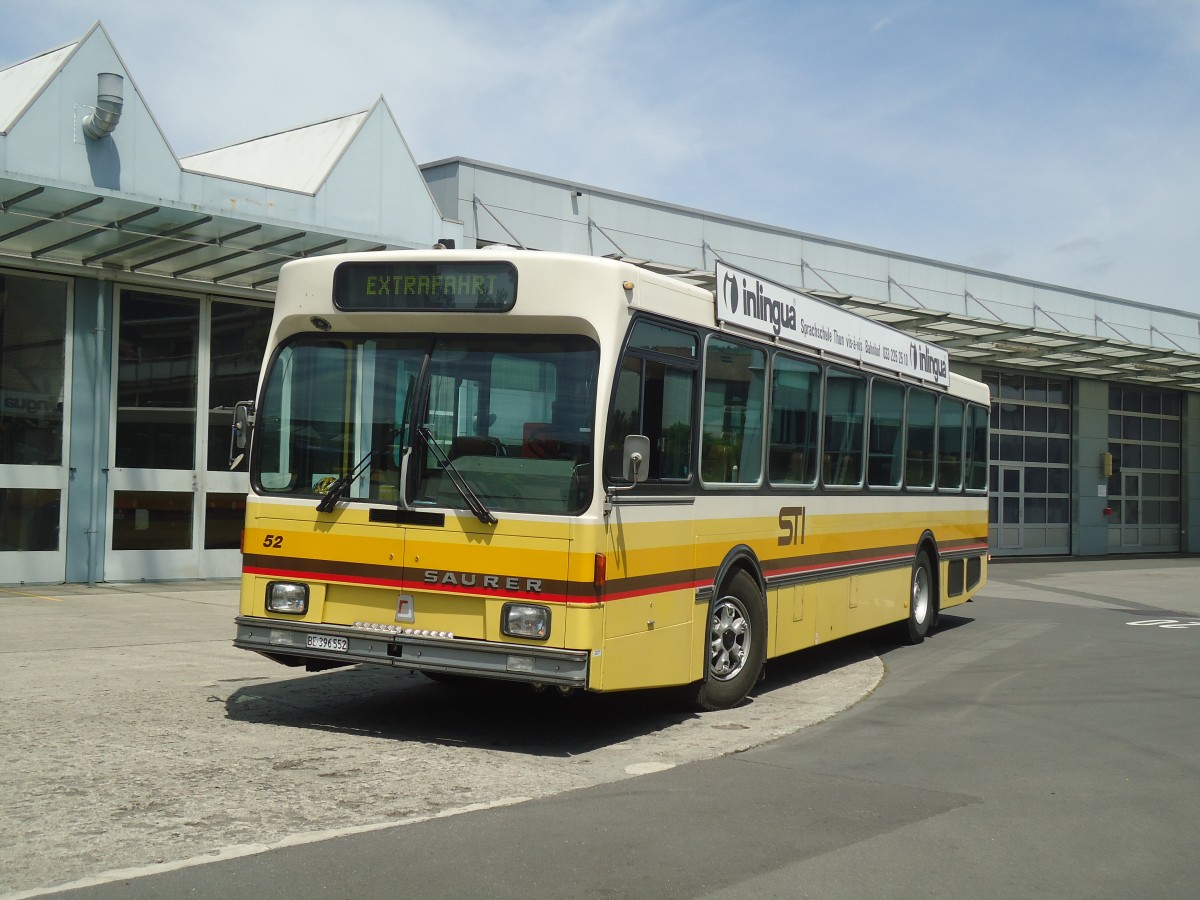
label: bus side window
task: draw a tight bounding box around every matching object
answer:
[867,380,904,488]
[822,369,866,487]
[701,337,766,485]
[906,389,937,488]
[938,398,965,490]
[605,321,697,482]
[769,355,819,486]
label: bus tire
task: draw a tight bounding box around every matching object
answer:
[901,551,934,645]
[694,570,766,711]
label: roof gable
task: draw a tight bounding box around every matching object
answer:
[181,111,369,194]
[0,43,76,134]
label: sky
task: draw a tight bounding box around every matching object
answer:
[2,0,1199,314]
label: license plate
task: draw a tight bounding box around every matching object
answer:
[306,634,349,652]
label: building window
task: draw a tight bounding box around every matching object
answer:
[0,273,68,466]
[207,300,272,472]
[984,373,1072,555]
[1106,385,1182,552]
[115,291,198,470]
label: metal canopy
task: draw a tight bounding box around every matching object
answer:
[0,177,388,293]
[619,257,1200,393]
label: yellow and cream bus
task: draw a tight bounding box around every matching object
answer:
[232,248,989,709]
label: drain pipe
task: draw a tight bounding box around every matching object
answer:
[82,73,124,140]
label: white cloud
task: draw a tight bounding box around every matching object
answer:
[1,0,1198,313]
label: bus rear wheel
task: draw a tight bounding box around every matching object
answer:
[694,571,765,711]
[900,551,934,645]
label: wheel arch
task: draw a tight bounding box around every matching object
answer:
[711,544,766,602]
[915,530,941,617]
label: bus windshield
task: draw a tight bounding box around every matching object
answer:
[254,333,599,516]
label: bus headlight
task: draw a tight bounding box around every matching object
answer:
[266,582,309,614]
[501,603,550,640]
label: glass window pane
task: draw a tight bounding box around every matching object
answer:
[966,405,989,490]
[112,490,193,550]
[1024,497,1047,524]
[204,492,245,550]
[769,355,820,485]
[1024,467,1047,493]
[1000,374,1022,400]
[606,356,643,480]
[1048,468,1071,493]
[905,390,936,487]
[702,338,765,484]
[1048,438,1070,465]
[937,398,964,489]
[1025,436,1047,463]
[1047,498,1070,523]
[999,403,1023,431]
[867,381,904,487]
[999,433,1022,461]
[627,320,697,359]
[0,274,68,466]
[1048,408,1069,434]
[1003,496,1020,523]
[0,488,60,551]
[207,301,272,472]
[1122,416,1141,440]
[413,335,600,514]
[115,292,198,470]
[1046,379,1069,404]
[1025,406,1047,433]
[821,369,866,486]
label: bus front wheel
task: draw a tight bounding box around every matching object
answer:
[694,570,766,711]
[900,551,935,645]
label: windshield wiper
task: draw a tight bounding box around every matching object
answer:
[316,428,400,513]
[417,425,498,525]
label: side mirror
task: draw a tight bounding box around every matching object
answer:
[229,400,256,469]
[623,434,650,483]
[232,401,256,450]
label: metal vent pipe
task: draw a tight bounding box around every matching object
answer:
[82,72,124,139]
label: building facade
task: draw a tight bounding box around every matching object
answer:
[2,23,1197,585]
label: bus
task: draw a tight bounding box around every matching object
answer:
[232,248,989,710]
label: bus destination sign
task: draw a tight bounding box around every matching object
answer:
[333,261,517,311]
[715,261,950,388]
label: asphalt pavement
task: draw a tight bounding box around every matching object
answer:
[3,556,1199,899]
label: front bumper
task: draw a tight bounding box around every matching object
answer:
[234,616,590,687]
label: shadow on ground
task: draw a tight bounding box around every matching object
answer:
[225,633,879,756]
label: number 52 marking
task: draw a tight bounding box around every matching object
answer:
[778,506,806,546]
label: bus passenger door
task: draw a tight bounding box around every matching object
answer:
[602,497,696,690]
